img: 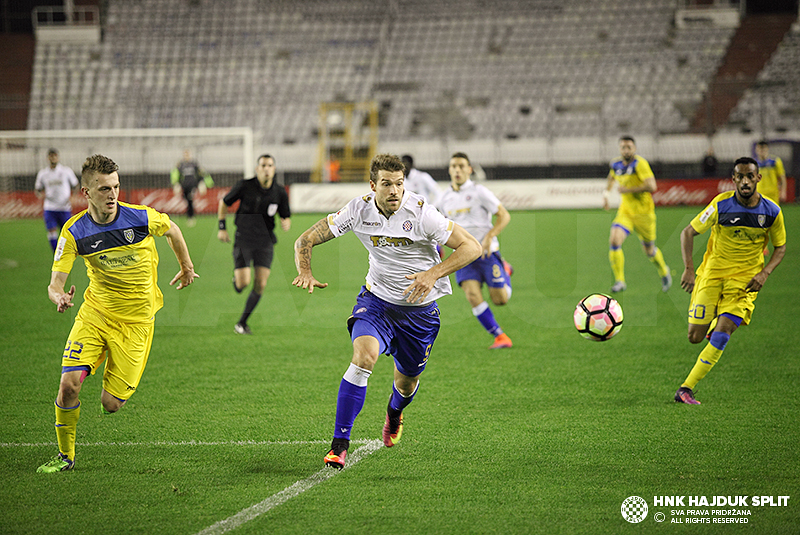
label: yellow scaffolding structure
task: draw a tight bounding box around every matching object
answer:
[313,101,378,183]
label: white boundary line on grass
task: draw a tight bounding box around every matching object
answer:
[1,439,373,448]
[5,437,383,534]
[193,439,383,535]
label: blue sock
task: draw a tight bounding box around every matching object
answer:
[707,313,740,350]
[389,381,418,414]
[709,331,731,351]
[473,302,503,337]
[333,364,371,440]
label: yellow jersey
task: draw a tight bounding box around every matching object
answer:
[755,156,785,204]
[609,155,655,215]
[690,192,786,281]
[53,201,172,323]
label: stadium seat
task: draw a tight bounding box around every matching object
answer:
[27,0,800,139]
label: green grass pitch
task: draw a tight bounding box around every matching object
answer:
[1,206,798,534]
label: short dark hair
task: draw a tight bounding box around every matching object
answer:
[401,154,414,169]
[619,136,636,144]
[756,140,769,147]
[733,156,759,174]
[369,153,405,183]
[258,153,275,164]
[450,152,470,165]
[47,148,59,155]
[81,154,119,185]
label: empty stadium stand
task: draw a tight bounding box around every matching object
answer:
[25,0,773,142]
[8,0,796,179]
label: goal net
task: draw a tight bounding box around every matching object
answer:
[0,127,253,218]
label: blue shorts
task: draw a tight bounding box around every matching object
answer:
[44,210,72,230]
[347,287,440,377]
[455,251,509,288]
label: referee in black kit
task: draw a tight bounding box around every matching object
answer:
[217,154,291,334]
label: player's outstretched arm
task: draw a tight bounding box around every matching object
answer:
[746,244,785,292]
[164,221,198,290]
[217,199,231,243]
[680,224,699,293]
[293,218,334,293]
[602,171,615,210]
[482,204,510,257]
[619,176,657,194]
[48,271,75,313]
[403,223,480,303]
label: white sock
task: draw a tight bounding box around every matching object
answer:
[343,363,371,387]
[472,302,489,316]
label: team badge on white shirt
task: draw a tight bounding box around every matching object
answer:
[327,190,455,305]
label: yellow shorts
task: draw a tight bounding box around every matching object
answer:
[61,305,155,400]
[613,210,657,243]
[687,276,756,326]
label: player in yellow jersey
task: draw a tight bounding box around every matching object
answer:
[754,140,786,205]
[603,136,671,293]
[675,157,786,404]
[37,154,199,473]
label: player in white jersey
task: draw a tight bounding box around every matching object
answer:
[293,153,480,469]
[35,148,79,250]
[436,152,513,349]
[401,154,441,204]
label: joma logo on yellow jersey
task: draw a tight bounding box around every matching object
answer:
[370,236,414,247]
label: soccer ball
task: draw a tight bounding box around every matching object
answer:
[573,293,623,341]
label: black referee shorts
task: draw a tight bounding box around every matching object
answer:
[233,243,274,269]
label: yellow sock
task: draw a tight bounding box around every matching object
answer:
[649,247,669,277]
[682,344,723,390]
[706,317,718,337]
[55,401,81,461]
[609,248,625,282]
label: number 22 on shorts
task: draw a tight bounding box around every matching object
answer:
[63,340,84,360]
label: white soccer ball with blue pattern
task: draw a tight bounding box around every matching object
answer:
[573,293,623,341]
